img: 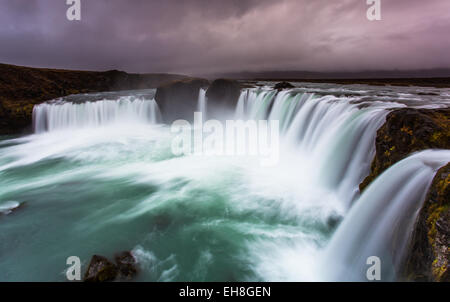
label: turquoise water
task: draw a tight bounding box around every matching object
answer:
[0,125,334,281]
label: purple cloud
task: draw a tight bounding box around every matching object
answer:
[0,0,449,74]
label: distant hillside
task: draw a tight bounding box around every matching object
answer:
[240,77,450,88]
[214,69,450,81]
[0,63,188,134]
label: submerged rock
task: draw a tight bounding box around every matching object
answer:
[83,255,118,282]
[274,81,295,90]
[0,201,23,216]
[155,78,209,122]
[152,213,172,231]
[359,108,450,192]
[83,252,138,282]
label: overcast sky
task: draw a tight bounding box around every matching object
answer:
[1,0,449,75]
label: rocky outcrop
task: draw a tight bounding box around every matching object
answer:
[0,63,188,135]
[155,78,209,122]
[404,164,450,281]
[83,255,118,282]
[115,251,138,281]
[204,79,241,118]
[358,107,450,282]
[360,108,450,192]
[83,252,138,282]
[274,81,295,90]
[205,79,241,107]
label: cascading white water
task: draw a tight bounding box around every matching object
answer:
[320,150,450,281]
[1,85,448,281]
[235,88,390,208]
[197,88,207,121]
[33,96,160,133]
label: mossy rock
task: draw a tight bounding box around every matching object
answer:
[360,108,450,192]
[403,164,450,282]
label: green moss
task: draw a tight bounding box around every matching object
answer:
[426,204,446,247]
[431,131,443,143]
[432,259,449,282]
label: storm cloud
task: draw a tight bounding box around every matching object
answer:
[0,0,449,74]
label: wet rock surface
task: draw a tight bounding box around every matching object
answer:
[83,255,118,282]
[360,108,450,192]
[205,79,241,112]
[83,252,138,282]
[155,78,209,122]
[274,81,295,90]
[404,164,450,281]
[115,251,138,281]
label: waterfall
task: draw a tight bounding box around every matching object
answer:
[197,88,207,121]
[33,96,160,133]
[31,88,389,207]
[321,149,450,281]
[234,88,388,207]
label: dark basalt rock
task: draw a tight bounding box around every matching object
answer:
[155,78,209,122]
[274,81,295,90]
[83,255,118,282]
[404,164,450,282]
[114,251,138,281]
[205,79,241,109]
[83,252,138,282]
[359,108,450,192]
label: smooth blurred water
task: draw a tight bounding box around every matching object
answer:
[0,84,449,281]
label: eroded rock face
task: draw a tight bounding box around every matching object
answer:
[205,79,241,116]
[360,108,450,192]
[155,78,209,122]
[404,164,450,282]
